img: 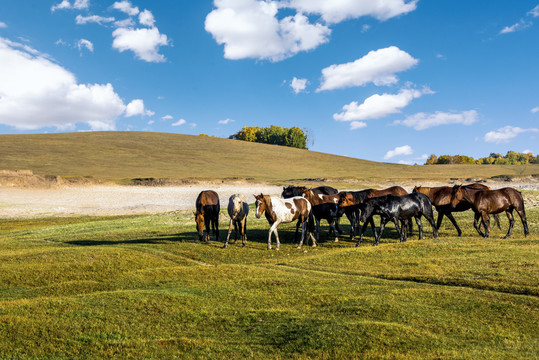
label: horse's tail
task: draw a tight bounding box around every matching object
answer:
[307,209,315,234]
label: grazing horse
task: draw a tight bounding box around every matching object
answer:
[282,185,338,198]
[450,185,529,238]
[358,193,438,246]
[194,190,220,243]
[224,194,249,248]
[302,188,343,243]
[338,186,409,240]
[254,194,315,250]
[413,183,498,236]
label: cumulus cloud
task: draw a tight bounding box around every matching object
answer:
[77,39,94,53]
[484,126,539,143]
[350,121,367,130]
[0,22,7,29]
[394,110,478,130]
[52,0,90,12]
[290,77,309,94]
[318,46,418,91]
[172,119,187,126]
[205,0,331,61]
[76,14,115,25]
[0,37,146,131]
[288,0,418,23]
[531,106,539,113]
[384,145,413,160]
[161,115,173,120]
[334,87,433,124]
[218,118,234,124]
[125,99,154,117]
[139,9,155,27]
[112,26,169,62]
[112,0,139,16]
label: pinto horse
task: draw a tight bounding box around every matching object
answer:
[338,186,409,240]
[450,185,529,238]
[254,194,315,250]
[224,194,249,248]
[282,185,338,198]
[302,188,343,243]
[194,190,220,243]
[413,183,498,236]
[358,193,438,246]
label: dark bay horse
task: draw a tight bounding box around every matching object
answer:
[413,183,499,236]
[254,194,315,250]
[359,193,438,246]
[450,185,529,238]
[194,190,220,243]
[302,188,343,243]
[338,186,409,240]
[282,185,338,198]
[224,194,249,248]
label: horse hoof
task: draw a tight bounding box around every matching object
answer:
[312,244,317,247]
[222,244,228,249]
[334,238,339,242]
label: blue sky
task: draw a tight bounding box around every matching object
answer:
[0,1,538,164]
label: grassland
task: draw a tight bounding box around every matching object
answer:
[1,207,538,359]
[1,132,538,183]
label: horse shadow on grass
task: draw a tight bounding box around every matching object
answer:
[65,231,201,247]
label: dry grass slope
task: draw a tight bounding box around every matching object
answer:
[1,131,538,183]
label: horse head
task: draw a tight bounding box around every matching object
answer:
[450,185,463,208]
[194,209,205,240]
[254,193,268,219]
[337,192,354,208]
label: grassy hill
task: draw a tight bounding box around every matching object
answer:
[1,131,538,184]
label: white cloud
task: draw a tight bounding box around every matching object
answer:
[77,39,94,53]
[139,9,155,27]
[500,19,532,34]
[395,110,478,130]
[361,24,370,33]
[112,1,139,16]
[114,18,135,28]
[172,119,187,126]
[112,27,169,62]
[161,115,173,120]
[290,77,308,94]
[0,37,145,131]
[218,118,234,124]
[76,14,115,25]
[531,106,539,113]
[52,0,90,12]
[529,5,539,17]
[0,22,7,29]
[288,0,418,24]
[334,87,433,123]
[484,126,539,143]
[384,145,413,160]
[318,46,418,91]
[125,99,154,117]
[205,0,331,61]
[350,121,367,130]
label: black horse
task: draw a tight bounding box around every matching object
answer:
[358,192,437,246]
[282,185,338,198]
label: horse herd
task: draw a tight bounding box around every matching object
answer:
[194,184,529,250]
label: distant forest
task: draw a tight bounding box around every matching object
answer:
[425,151,539,165]
[229,125,309,150]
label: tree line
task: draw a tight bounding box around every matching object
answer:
[425,151,539,165]
[229,126,309,150]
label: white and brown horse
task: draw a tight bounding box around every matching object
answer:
[224,194,249,248]
[254,194,315,250]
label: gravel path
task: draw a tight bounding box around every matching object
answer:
[1,180,537,218]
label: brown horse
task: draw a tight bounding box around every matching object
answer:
[302,188,342,242]
[338,186,409,240]
[413,183,499,236]
[450,185,529,238]
[194,190,220,243]
[254,194,315,250]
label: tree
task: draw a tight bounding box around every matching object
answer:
[285,127,307,149]
[229,125,310,149]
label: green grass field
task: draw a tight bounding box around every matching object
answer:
[1,132,538,183]
[1,207,537,359]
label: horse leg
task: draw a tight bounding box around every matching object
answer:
[233,221,239,244]
[400,220,407,241]
[224,219,234,248]
[329,218,339,242]
[213,215,220,242]
[445,212,462,237]
[356,220,369,247]
[415,216,423,240]
[370,217,378,239]
[241,218,247,246]
[473,212,485,237]
[268,221,280,250]
[481,212,490,238]
[294,219,301,244]
[392,217,403,242]
[374,217,389,246]
[315,218,321,243]
[335,215,343,235]
[503,209,515,239]
[346,211,356,240]
[516,206,529,237]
